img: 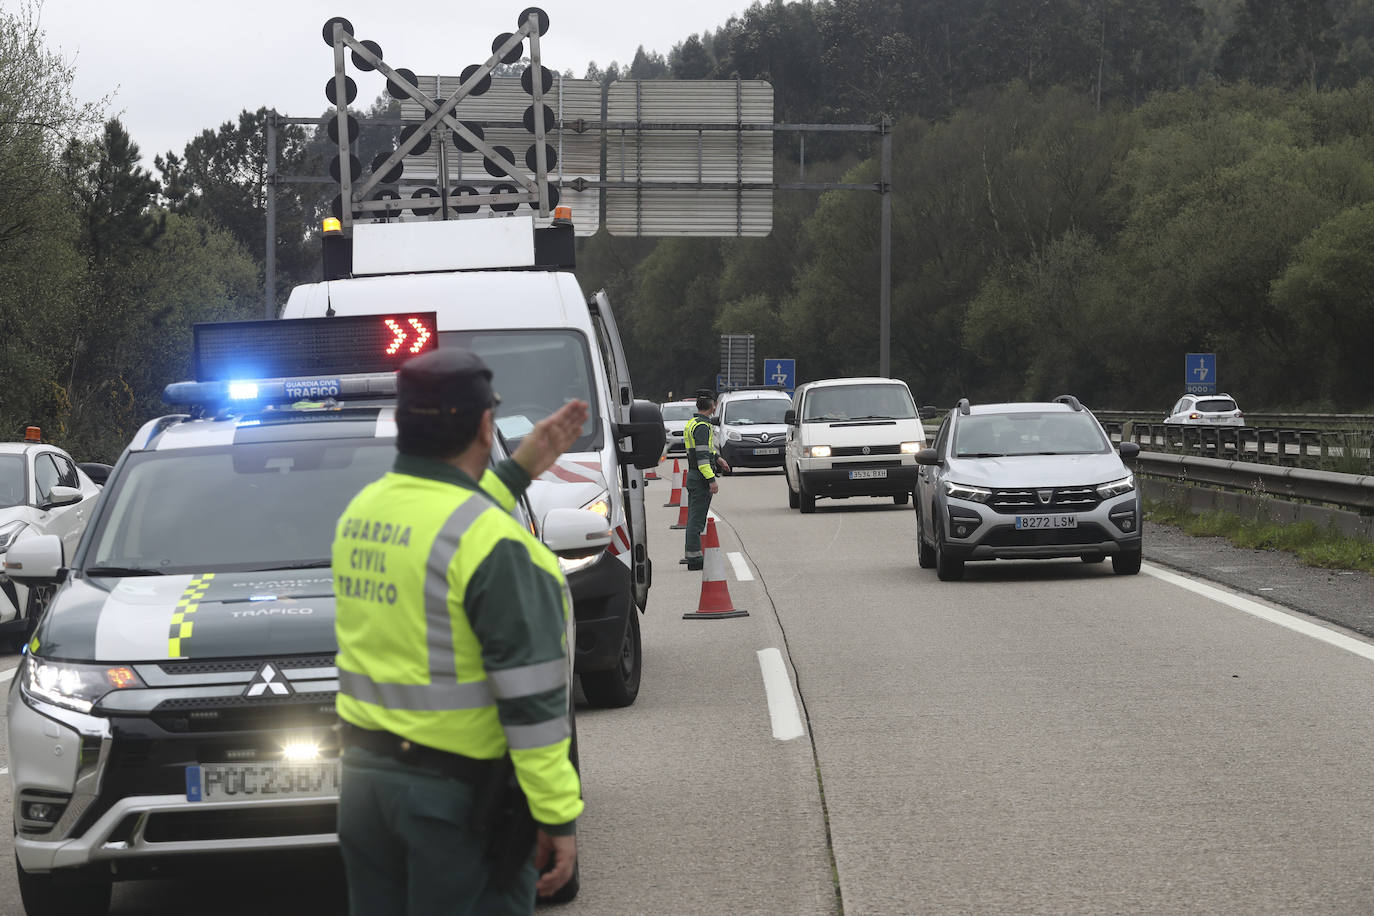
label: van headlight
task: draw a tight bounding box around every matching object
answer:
[1096,476,1135,499]
[805,445,831,458]
[0,520,28,553]
[22,657,146,713]
[900,441,920,454]
[944,481,992,503]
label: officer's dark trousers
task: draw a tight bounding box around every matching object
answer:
[339,746,537,916]
[684,475,712,560]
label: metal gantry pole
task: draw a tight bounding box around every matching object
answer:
[879,115,892,379]
[265,110,278,319]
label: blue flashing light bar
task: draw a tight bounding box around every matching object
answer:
[163,373,399,408]
[193,313,438,382]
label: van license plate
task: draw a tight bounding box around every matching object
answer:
[1015,515,1077,530]
[186,760,341,802]
[848,469,887,480]
[752,447,779,456]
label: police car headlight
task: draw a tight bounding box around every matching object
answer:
[944,481,992,503]
[22,657,145,714]
[0,520,29,553]
[1096,475,1135,499]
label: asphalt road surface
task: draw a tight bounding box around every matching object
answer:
[4,464,1374,914]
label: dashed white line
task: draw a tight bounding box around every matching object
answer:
[1143,563,1374,663]
[727,551,754,581]
[756,648,805,741]
[0,767,7,777]
[0,666,16,684]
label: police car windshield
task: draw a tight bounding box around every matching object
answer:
[803,385,915,422]
[440,330,601,453]
[954,412,1110,458]
[0,455,25,509]
[723,399,790,425]
[83,439,395,574]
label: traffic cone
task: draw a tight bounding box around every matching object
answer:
[662,466,685,508]
[683,519,748,620]
[669,500,689,529]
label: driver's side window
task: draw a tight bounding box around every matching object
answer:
[34,454,60,504]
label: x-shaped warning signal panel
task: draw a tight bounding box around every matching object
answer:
[322,9,557,228]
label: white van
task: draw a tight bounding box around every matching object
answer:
[783,377,925,513]
[281,216,664,708]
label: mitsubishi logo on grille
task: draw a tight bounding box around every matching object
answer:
[1037,489,1054,505]
[244,663,293,698]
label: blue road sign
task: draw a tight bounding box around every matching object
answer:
[764,358,796,393]
[1185,353,1217,395]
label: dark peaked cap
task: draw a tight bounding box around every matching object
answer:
[396,348,497,416]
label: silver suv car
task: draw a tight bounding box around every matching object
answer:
[914,396,1142,581]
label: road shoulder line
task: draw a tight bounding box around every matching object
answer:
[756,648,805,740]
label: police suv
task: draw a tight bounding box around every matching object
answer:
[4,316,606,914]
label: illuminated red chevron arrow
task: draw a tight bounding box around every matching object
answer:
[407,317,431,353]
[385,318,407,355]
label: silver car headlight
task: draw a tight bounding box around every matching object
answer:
[0,519,29,553]
[723,427,742,442]
[1096,476,1135,499]
[22,657,146,714]
[944,481,992,503]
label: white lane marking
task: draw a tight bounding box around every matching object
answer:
[757,648,805,741]
[1143,563,1374,663]
[0,666,16,684]
[727,551,754,581]
[0,767,7,777]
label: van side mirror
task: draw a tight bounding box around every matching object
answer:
[3,534,65,581]
[784,409,797,426]
[709,415,720,426]
[615,399,667,470]
[542,508,613,560]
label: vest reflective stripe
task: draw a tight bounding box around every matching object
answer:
[506,715,572,751]
[338,668,494,711]
[488,657,567,700]
[423,495,493,686]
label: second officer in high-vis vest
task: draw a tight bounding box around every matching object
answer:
[682,390,730,570]
[333,348,589,915]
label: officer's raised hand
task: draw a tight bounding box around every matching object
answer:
[512,399,590,479]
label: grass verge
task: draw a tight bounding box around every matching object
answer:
[1146,499,1374,575]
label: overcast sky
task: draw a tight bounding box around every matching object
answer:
[16,0,759,168]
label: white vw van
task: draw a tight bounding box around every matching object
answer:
[783,377,925,513]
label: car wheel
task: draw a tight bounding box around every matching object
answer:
[1112,550,1142,576]
[892,490,909,506]
[799,488,816,514]
[787,476,799,509]
[916,503,936,570]
[579,608,642,708]
[15,856,112,916]
[935,533,964,582]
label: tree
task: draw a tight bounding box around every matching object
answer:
[1219,0,1340,90]
[670,35,714,79]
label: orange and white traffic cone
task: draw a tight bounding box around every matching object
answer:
[669,500,689,530]
[683,518,748,620]
[662,466,684,508]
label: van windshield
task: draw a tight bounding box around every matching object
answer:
[723,398,790,425]
[802,385,916,422]
[441,330,601,452]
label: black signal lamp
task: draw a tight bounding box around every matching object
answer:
[483,146,515,177]
[352,40,382,71]
[399,125,431,157]
[449,185,480,215]
[525,143,557,172]
[521,65,554,96]
[518,7,550,36]
[330,154,363,183]
[490,184,521,212]
[321,17,353,46]
[388,68,418,100]
[325,76,357,106]
[327,115,360,145]
[460,64,492,97]
[452,123,485,154]
[523,105,555,136]
[410,188,439,217]
[492,33,524,64]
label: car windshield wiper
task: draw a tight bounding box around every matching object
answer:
[845,415,897,420]
[254,560,331,571]
[957,452,1006,458]
[84,565,165,577]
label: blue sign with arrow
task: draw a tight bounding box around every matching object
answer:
[1185,353,1216,395]
[764,358,796,393]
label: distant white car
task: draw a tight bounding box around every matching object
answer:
[0,436,102,645]
[660,399,697,456]
[1165,394,1245,426]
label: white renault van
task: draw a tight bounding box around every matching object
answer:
[783,377,925,513]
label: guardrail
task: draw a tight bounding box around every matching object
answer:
[1096,410,1374,430]
[1113,422,1373,469]
[1132,451,1374,513]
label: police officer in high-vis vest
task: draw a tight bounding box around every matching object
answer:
[681,389,730,570]
[333,348,588,915]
